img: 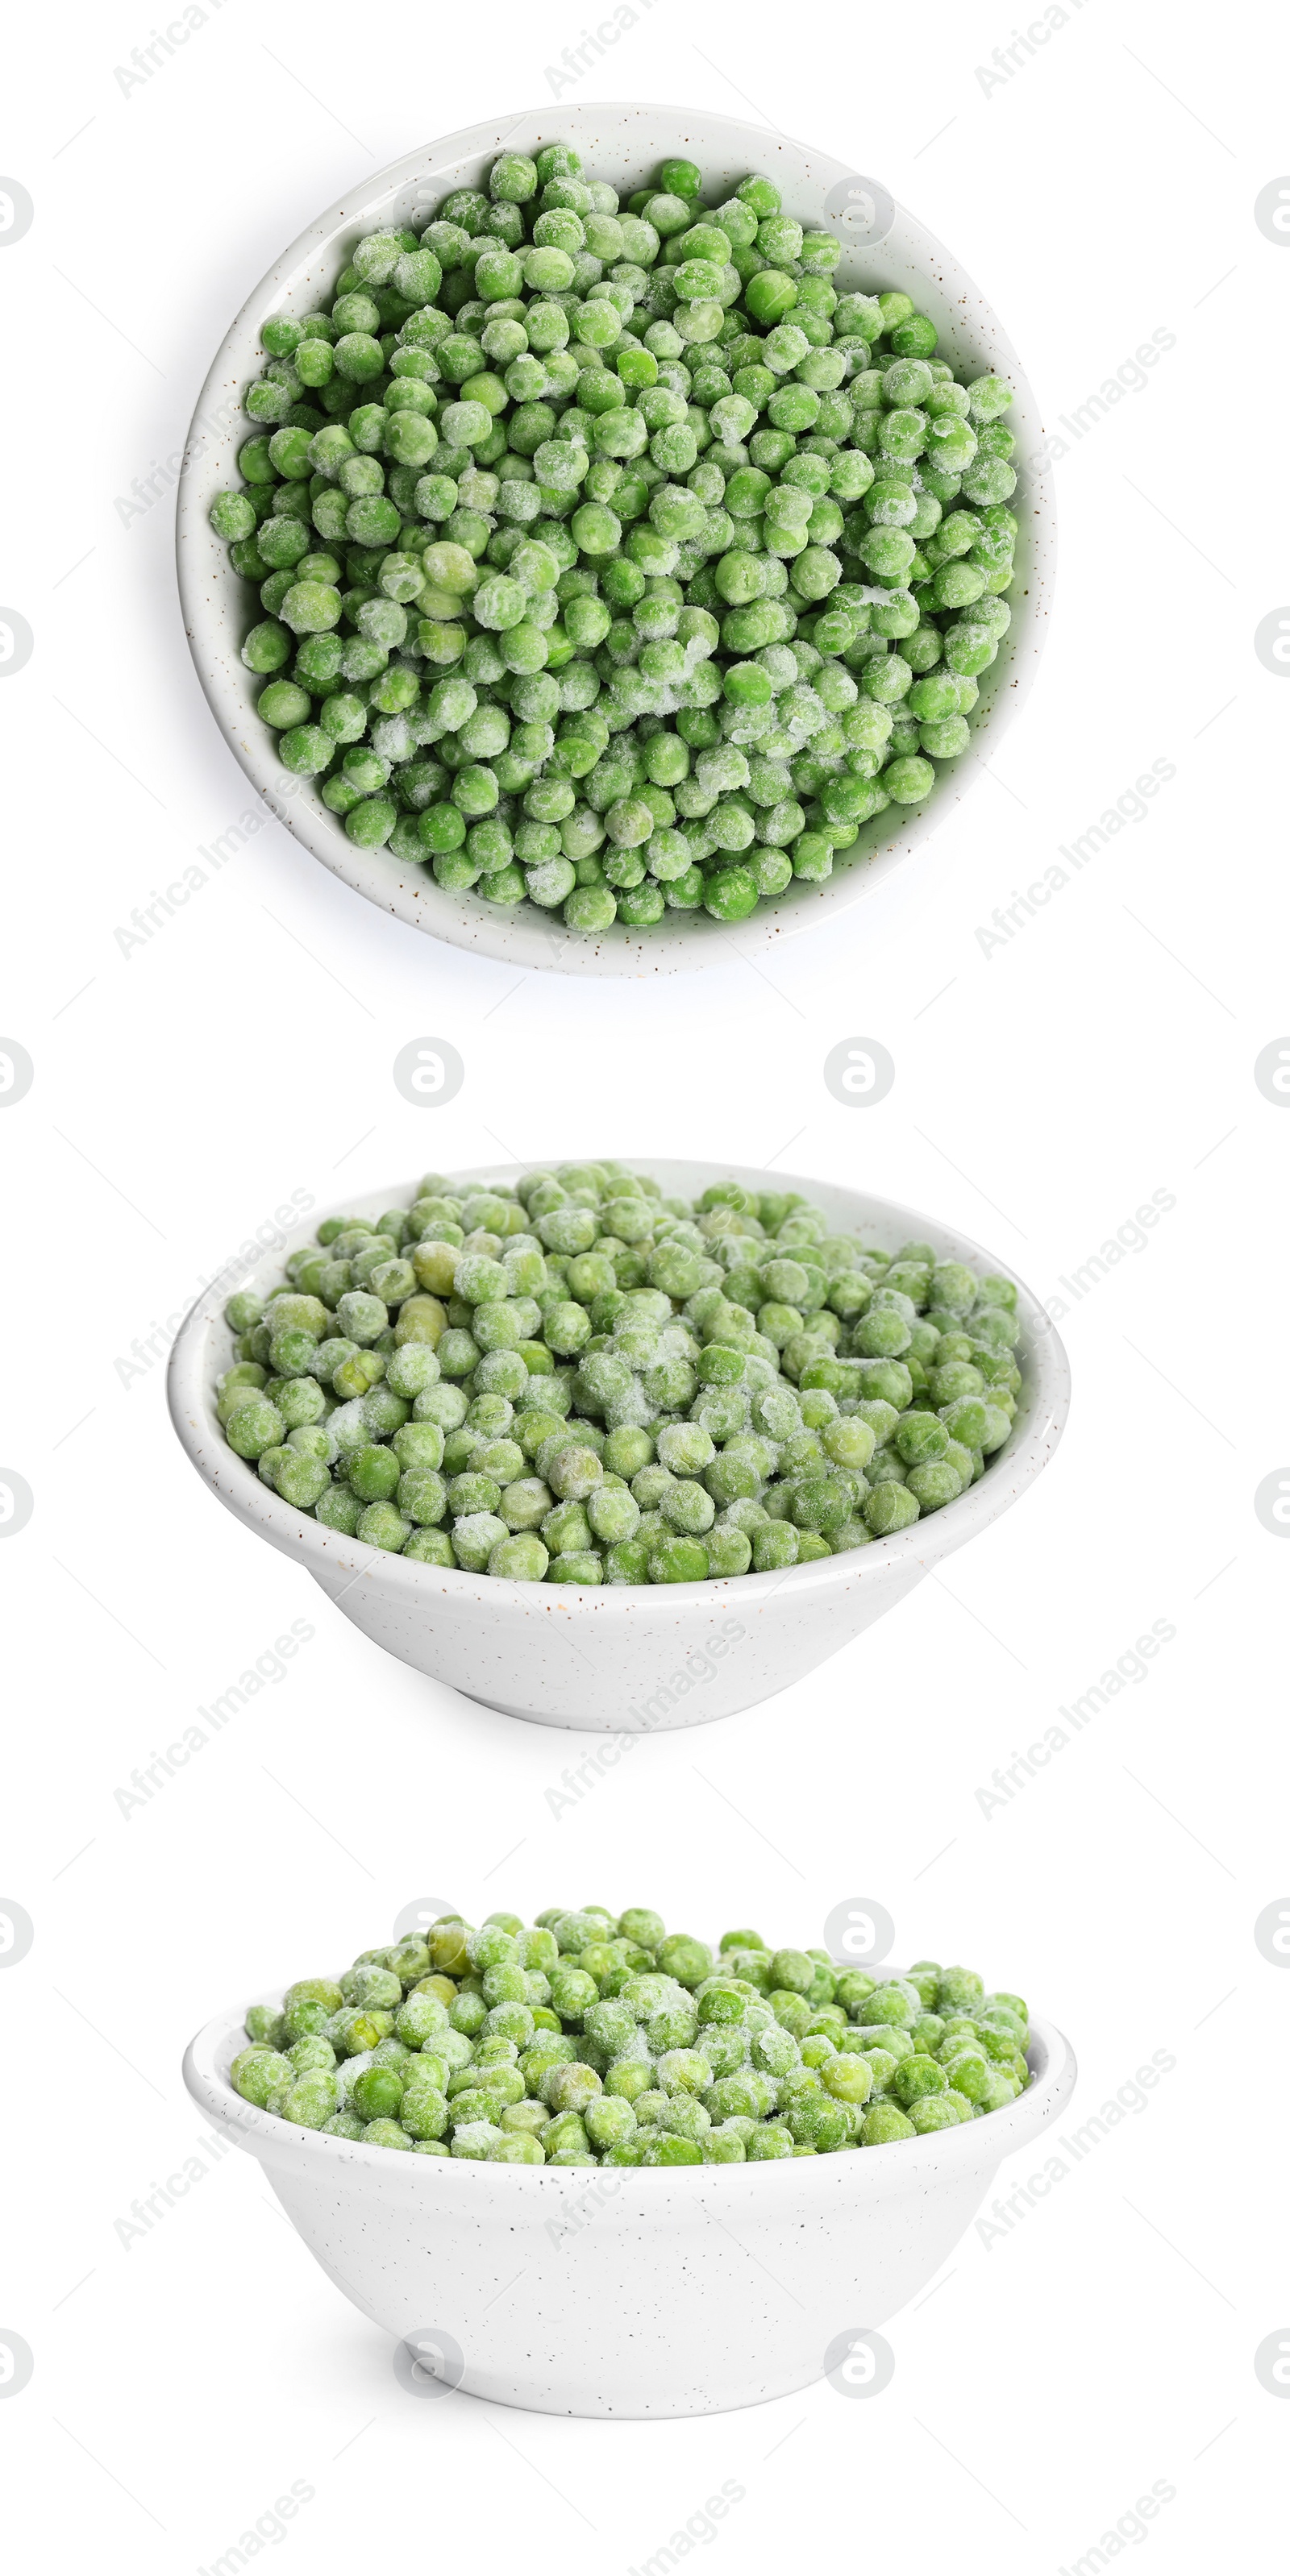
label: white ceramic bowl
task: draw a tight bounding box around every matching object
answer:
[167,1161,1069,1730]
[184,1979,1076,2417]
[177,102,1055,978]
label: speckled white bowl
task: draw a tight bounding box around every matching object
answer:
[184,1979,1076,2416]
[166,1161,1069,1730]
[177,102,1055,978]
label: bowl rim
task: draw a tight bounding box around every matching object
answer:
[166,1157,1071,1616]
[175,98,1056,979]
[183,1976,1076,2200]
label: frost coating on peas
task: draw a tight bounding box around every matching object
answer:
[216,146,1020,936]
[214,1163,1022,1581]
[233,1910,1031,2165]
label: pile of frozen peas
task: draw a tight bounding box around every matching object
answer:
[216,1161,1023,1581]
[232,1905,1032,2163]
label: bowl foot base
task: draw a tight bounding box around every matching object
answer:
[447,2362,829,2418]
[455,1688,743,1732]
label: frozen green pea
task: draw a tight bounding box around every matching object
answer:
[861,2100,917,2145]
[231,2046,294,2107]
[863,1481,921,1535]
[906,1460,962,1510]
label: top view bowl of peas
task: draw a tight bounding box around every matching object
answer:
[178,103,1054,975]
[167,1159,1069,1727]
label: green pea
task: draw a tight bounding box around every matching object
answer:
[231,2047,294,2107]
[861,2100,917,2145]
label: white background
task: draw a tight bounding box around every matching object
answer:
[2,4,1287,2569]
